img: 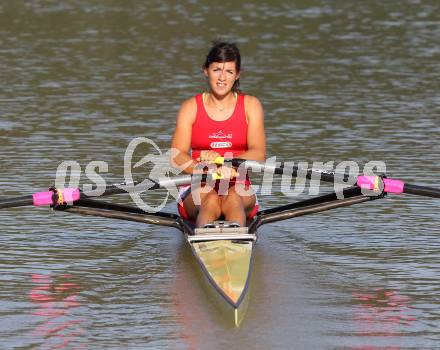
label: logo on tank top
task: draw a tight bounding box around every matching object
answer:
[208,130,232,139]
[210,141,232,148]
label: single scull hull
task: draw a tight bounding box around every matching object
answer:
[183,222,256,326]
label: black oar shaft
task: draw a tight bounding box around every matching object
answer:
[99,173,210,197]
[231,159,348,183]
[0,196,33,209]
[404,184,440,198]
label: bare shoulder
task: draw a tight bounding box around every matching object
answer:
[244,95,264,121]
[179,96,197,113]
[244,94,262,106]
[177,96,197,124]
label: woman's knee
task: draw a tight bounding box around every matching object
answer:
[221,193,243,211]
[201,192,221,211]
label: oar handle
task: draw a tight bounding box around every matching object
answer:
[214,157,226,165]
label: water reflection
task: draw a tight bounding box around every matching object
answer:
[352,288,416,341]
[29,274,85,349]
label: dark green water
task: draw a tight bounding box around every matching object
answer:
[1,1,439,349]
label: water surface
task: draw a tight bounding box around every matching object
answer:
[1,1,439,349]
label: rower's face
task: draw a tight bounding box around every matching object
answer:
[204,61,239,95]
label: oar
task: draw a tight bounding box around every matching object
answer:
[216,157,440,199]
[0,181,157,210]
[0,172,222,210]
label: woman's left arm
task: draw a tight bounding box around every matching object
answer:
[238,95,266,161]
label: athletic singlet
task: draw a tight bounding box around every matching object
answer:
[191,93,248,160]
[177,92,258,220]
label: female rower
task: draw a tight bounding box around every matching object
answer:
[170,42,266,227]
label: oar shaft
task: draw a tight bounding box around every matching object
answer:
[230,159,343,183]
[100,174,197,196]
[404,184,440,198]
[0,173,205,209]
[227,158,440,199]
[0,197,33,209]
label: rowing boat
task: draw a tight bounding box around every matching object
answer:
[1,157,439,326]
[182,220,256,326]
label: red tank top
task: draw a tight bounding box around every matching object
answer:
[191,93,247,160]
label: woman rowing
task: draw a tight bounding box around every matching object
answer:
[171,42,266,227]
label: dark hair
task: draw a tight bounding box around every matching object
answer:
[203,41,241,92]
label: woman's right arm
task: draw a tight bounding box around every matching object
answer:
[170,97,198,174]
